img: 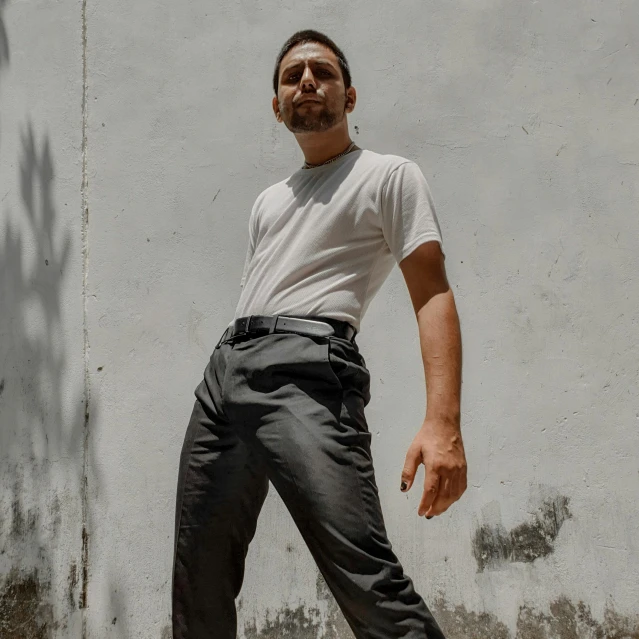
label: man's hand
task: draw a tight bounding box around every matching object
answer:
[400,418,467,517]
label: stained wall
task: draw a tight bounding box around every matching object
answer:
[1,0,638,637]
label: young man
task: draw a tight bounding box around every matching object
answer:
[173,30,467,639]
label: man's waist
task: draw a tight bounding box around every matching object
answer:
[219,314,357,347]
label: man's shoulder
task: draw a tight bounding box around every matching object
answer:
[355,150,418,180]
[358,149,414,168]
[252,178,289,208]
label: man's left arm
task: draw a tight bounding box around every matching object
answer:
[398,240,467,518]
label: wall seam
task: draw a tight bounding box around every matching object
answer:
[80,0,90,635]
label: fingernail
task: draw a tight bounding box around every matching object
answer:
[400,481,407,491]
[426,516,434,520]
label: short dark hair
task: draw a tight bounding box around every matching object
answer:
[273,30,351,95]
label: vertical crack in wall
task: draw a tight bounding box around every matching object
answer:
[80,0,90,634]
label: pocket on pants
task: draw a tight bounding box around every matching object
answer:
[326,337,371,407]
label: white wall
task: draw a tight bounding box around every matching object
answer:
[0,0,86,635]
[1,0,638,637]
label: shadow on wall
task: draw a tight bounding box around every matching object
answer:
[0,11,100,628]
[0,0,8,75]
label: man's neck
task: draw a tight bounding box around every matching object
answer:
[295,126,353,166]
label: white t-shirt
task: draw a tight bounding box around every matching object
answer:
[233,149,443,332]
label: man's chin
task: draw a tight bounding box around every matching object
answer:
[286,118,338,134]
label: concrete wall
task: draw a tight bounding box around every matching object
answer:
[1,0,638,637]
[0,0,87,635]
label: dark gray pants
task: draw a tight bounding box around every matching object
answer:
[172,326,446,639]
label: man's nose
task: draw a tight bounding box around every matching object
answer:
[301,66,316,90]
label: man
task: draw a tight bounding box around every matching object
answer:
[173,29,467,639]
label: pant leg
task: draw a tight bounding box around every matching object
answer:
[226,332,446,639]
[172,343,269,639]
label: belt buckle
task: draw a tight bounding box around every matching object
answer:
[239,315,269,338]
[227,316,249,342]
[248,315,271,336]
[238,315,253,337]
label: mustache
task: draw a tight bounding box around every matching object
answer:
[293,92,325,106]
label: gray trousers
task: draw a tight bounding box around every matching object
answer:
[172,325,446,639]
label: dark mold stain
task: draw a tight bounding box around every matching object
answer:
[316,573,353,639]
[433,595,639,639]
[243,604,323,639]
[48,494,62,537]
[240,565,638,639]
[10,497,25,539]
[0,570,51,639]
[67,563,78,609]
[240,581,639,639]
[0,377,5,397]
[516,597,639,639]
[79,525,89,609]
[433,596,510,639]
[10,490,37,540]
[242,572,352,639]
[602,608,639,639]
[472,495,571,572]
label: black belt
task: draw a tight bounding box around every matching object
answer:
[216,315,357,348]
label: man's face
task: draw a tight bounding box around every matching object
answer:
[274,42,353,133]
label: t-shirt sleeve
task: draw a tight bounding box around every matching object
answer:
[240,201,259,289]
[380,161,444,264]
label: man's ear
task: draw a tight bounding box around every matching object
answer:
[272,95,282,122]
[345,86,357,114]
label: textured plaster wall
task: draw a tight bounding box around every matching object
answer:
[0,0,87,636]
[1,0,638,637]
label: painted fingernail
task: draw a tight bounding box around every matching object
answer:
[400,481,407,491]
[426,516,434,520]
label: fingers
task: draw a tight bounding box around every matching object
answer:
[426,472,455,517]
[425,467,468,517]
[418,467,440,516]
[400,443,421,492]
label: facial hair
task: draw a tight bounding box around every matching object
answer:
[280,94,347,133]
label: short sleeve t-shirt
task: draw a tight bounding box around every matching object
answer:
[233,149,443,332]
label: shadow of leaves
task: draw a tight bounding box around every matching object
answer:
[1,120,99,635]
